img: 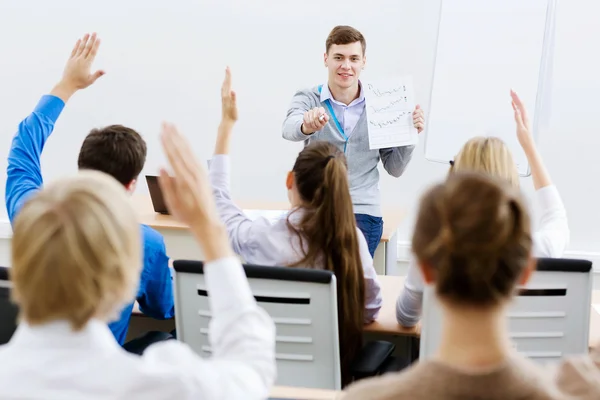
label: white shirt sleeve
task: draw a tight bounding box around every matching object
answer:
[142,256,276,400]
[357,229,383,323]
[395,256,424,327]
[208,155,274,260]
[531,185,570,258]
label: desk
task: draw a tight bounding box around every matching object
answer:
[270,386,342,400]
[133,195,405,275]
[364,276,419,336]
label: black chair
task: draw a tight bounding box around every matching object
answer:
[0,267,19,344]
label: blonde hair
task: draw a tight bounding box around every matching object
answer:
[10,170,141,331]
[451,137,519,188]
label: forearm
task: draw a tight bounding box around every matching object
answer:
[282,114,309,141]
[395,287,423,327]
[522,140,551,190]
[190,222,235,262]
[214,122,234,155]
[380,145,415,178]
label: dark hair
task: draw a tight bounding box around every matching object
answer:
[287,141,364,386]
[412,172,533,306]
[77,125,147,186]
[326,25,366,55]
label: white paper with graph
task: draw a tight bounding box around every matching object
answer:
[364,76,418,150]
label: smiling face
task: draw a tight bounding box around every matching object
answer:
[324,42,366,91]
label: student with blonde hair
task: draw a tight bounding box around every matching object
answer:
[343,172,561,399]
[396,91,570,327]
[0,123,276,399]
[209,68,382,386]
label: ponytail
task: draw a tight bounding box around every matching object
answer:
[287,142,365,386]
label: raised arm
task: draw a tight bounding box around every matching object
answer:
[155,122,276,399]
[6,33,104,224]
[282,90,329,141]
[378,105,425,178]
[209,68,276,258]
[511,90,569,256]
[511,90,551,190]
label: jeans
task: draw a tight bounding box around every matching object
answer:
[355,214,384,258]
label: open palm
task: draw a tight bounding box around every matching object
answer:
[61,33,105,90]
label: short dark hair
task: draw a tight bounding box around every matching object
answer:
[77,125,147,186]
[325,25,366,55]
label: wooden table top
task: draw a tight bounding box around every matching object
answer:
[269,385,342,399]
[132,194,405,242]
[364,276,420,336]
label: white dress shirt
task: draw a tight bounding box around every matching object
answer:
[0,257,276,399]
[396,185,570,327]
[208,154,383,323]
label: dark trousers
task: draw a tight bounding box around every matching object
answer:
[123,331,175,355]
[355,214,384,258]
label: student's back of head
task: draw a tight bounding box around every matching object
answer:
[287,141,365,384]
[78,125,147,189]
[451,136,520,189]
[412,171,533,307]
[11,170,141,330]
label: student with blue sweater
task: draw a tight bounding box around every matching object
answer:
[282,25,425,257]
[5,33,174,345]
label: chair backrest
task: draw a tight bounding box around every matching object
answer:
[173,260,342,390]
[420,258,593,363]
[0,267,18,344]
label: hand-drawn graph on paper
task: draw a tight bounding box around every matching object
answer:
[364,76,418,149]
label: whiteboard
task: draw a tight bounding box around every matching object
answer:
[424,0,557,176]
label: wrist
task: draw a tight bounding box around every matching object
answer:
[215,122,234,155]
[50,81,78,103]
[190,221,233,261]
[300,123,313,135]
[219,120,235,130]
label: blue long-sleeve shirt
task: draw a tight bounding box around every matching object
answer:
[6,94,174,344]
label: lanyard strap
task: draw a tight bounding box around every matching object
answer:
[318,85,348,141]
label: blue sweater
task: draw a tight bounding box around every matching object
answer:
[5,94,174,344]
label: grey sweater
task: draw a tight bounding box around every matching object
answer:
[282,85,415,217]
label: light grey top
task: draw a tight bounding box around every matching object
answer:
[282,85,415,217]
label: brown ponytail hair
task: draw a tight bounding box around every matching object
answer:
[412,172,533,306]
[287,141,364,386]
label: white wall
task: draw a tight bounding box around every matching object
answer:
[0,0,598,265]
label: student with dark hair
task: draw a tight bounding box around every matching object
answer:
[0,122,276,399]
[5,33,174,345]
[210,68,382,386]
[343,172,561,399]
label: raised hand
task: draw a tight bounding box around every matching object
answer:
[158,122,231,260]
[52,33,105,102]
[510,89,533,150]
[301,107,329,134]
[221,67,238,124]
[413,105,425,133]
